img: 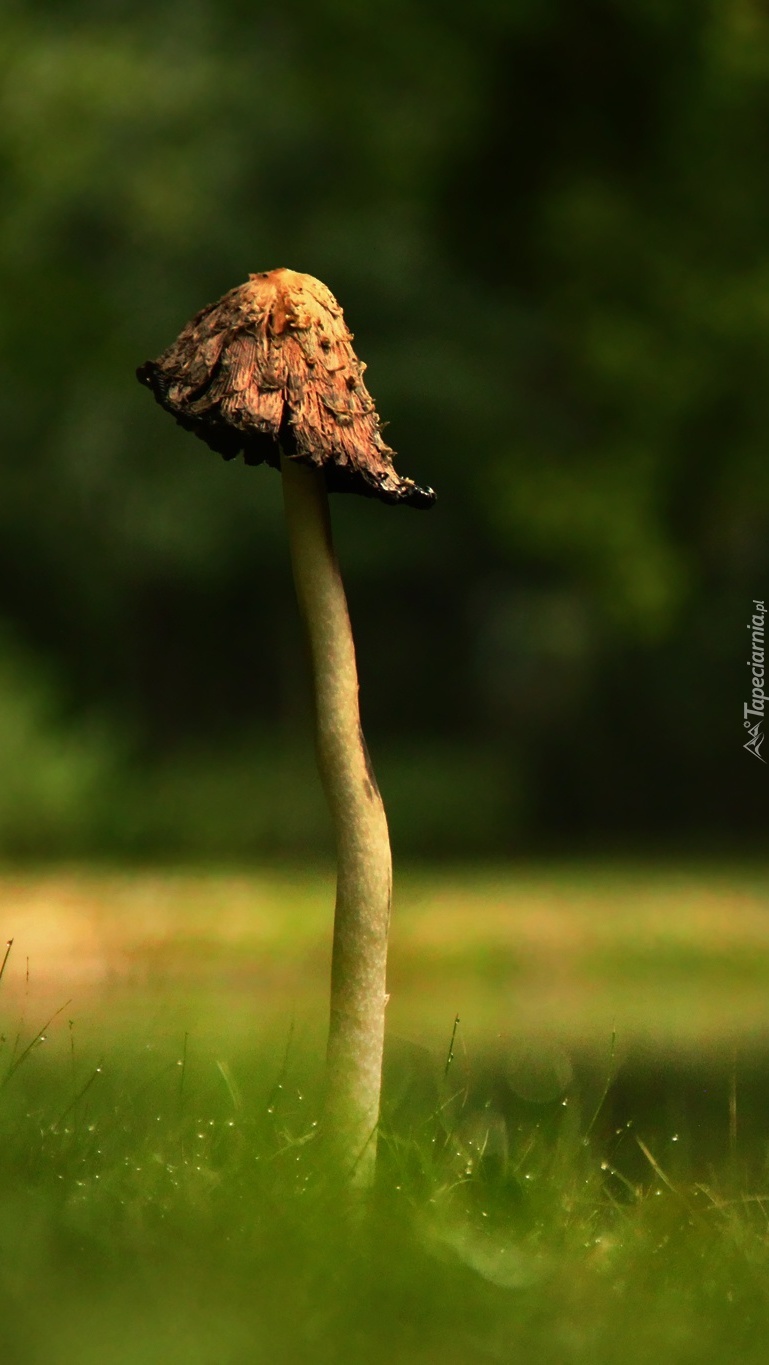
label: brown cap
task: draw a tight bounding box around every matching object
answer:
[137,268,436,509]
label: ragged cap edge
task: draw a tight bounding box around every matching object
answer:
[136,270,437,510]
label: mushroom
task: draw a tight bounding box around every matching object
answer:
[137,268,436,1181]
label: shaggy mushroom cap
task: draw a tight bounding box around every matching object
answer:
[137,268,436,509]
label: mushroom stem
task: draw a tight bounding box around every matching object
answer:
[280,452,392,1184]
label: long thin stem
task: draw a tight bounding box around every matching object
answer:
[280,452,392,1183]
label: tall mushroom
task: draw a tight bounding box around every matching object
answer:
[137,268,435,1181]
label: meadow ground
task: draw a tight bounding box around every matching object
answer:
[1,861,769,1363]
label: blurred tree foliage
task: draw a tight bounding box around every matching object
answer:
[0,0,767,855]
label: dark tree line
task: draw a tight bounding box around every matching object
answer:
[0,0,766,854]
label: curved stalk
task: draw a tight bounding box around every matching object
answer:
[280,452,392,1183]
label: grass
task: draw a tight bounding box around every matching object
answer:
[2,1020,769,1363]
[4,859,769,1049]
[2,861,769,1361]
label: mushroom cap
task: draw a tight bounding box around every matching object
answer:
[137,268,436,509]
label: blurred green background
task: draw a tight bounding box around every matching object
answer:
[1,0,767,861]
